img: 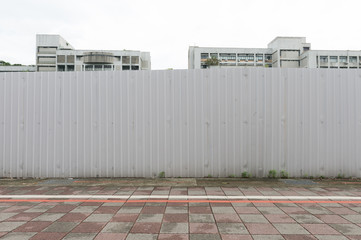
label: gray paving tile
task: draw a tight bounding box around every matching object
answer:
[101,222,133,233]
[136,214,163,223]
[84,214,114,222]
[302,206,332,215]
[290,214,323,223]
[102,202,125,207]
[350,207,361,214]
[0,222,25,232]
[275,203,297,207]
[273,223,309,234]
[330,224,361,235]
[165,207,188,214]
[0,213,17,221]
[189,214,215,223]
[189,202,210,207]
[160,223,188,233]
[152,191,169,195]
[144,202,167,207]
[252,236,285,240]
[239,214,268,223]
[341,215,361,223]
[315,235,349,240]
[31,213,65,221]
[231,202,254,207]
[71,206,99,213]
[257,207,284,214]
[0,232,36,240]
[24,205,54,213]
[43,222,78,232]
[62,233,97,240]
[117,207,143,214]
[190,234,221,240]
[126,233,158,240]
[211,207,236,214]
[217,222,248,234]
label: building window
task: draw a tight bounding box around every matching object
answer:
[57,65,65,71]
[122,56,130,64]
[57,55,66,63]
[237,54,246,61]
[246,54,254,61]
[131,66,139,70]
[94,65,103,71]
[122,65,130,70]
[219,53,236,62]
[85,65,93,71]
[303,47,310,51]
[265,54,272,62]
[256,54,263,61]
[350,56,357,63]
[320,56,328,63]
[330,56,338,63]
[67,65,74,71]
[104,65,112,70]
[67,55,75,63]
[131,56,139,64]
[201,53,209,59]
[339,56,347,63]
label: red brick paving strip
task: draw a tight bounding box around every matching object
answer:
[13,221,52,232]
[189,206,212,214]
[244,223,279,235]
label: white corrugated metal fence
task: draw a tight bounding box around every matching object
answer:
[1,68,361,178]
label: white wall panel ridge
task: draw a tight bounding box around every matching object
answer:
[1,69,361,178]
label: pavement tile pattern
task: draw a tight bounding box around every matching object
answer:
[0,186,361,239]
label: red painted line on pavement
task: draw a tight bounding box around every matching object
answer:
[0,199,360,204]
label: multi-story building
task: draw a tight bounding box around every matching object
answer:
[36,34,151,72]
[188,37,361,69]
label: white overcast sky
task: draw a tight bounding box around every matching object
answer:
[1,0,361,70]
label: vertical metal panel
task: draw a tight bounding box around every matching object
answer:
[1,68,361,178]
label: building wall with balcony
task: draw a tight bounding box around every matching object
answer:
[36,34,151,72]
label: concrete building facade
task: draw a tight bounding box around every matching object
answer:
[188,37,361,69]
[36,34,151,72]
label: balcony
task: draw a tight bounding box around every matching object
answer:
[83,52,114,64]
[37,57,56,65]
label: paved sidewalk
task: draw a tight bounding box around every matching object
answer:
[0,180,361,239]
